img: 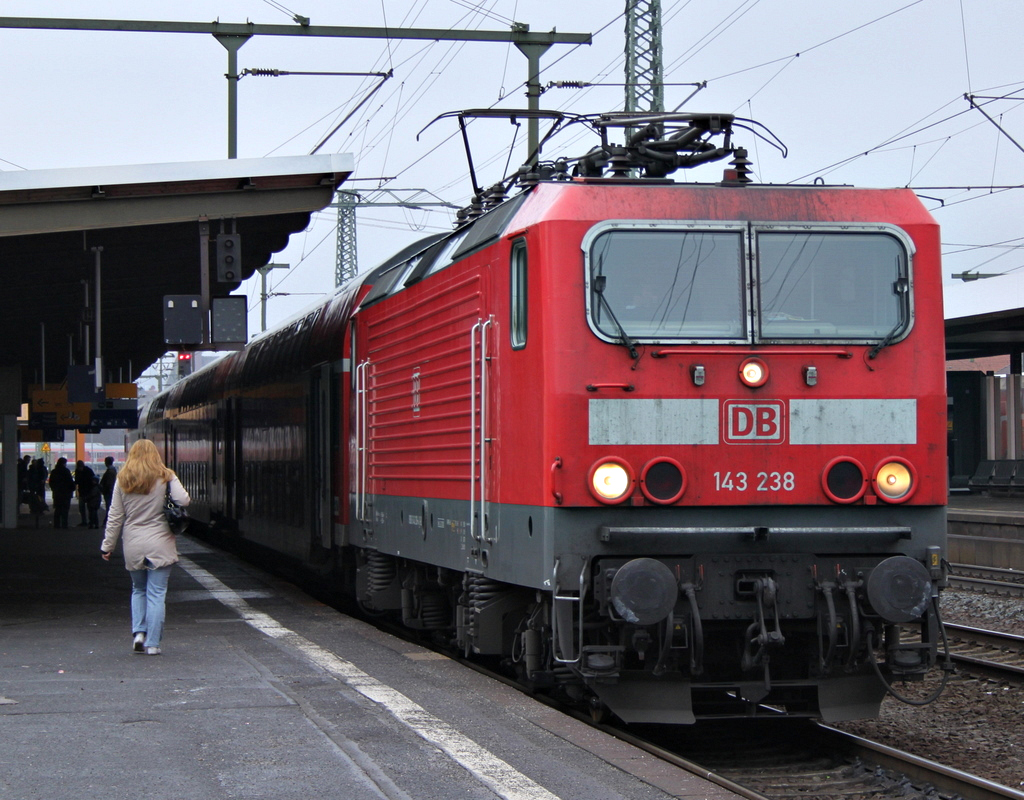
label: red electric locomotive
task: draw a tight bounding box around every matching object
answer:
[145,112,949,724]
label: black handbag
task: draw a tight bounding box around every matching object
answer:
[164,483,189,534]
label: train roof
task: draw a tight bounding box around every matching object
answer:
[502,179,938,231]
[154,170,937,418]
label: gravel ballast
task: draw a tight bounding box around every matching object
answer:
[835,589,1024,791]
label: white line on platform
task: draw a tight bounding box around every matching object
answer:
[178,556,561,800]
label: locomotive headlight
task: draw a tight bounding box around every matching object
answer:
[873,458,917,502]
[739,357,769,387]
[589,459,635,504]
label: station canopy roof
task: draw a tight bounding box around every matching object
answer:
[0,154,352,405]
[945,308,1024,364]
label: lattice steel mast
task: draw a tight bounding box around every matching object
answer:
[624,0,664,115]
[335,191,359,286]
[333,190,457,285]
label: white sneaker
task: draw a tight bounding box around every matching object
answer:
[133,633,145,653]
[146,646,161,656]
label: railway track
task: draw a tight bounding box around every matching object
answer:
[575,620,1024,799]
[944,622,1024,678]
[434,623,1024,800]
[949,563,1024,597]
[606,717,1024,800]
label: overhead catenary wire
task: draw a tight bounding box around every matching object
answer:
[253,1,507,293]
[273,0,923,268]
[447,0,517,27]
[701,0,925,84]
[793,85,1024,185]
[944,236,1024,255]
[663,0,765,76]
[321,1,501,152]
[247,1,1022,324]
[432,0,941,195]
[958,0,973,95]
[261,0,310,25]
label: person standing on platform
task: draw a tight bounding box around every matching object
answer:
[17,455,30,510]
[100,439,190,656]
[48,458,75,528]
[29,458,48,511]
[99,456,117,519]
[74,460,100,528]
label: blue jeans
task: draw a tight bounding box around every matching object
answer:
[129,565,172,648]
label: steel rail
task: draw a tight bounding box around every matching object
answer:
[816,724,1024,800]
[944,622,1024,676]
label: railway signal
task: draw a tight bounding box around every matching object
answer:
[176,351,192,378]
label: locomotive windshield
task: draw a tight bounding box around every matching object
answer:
[590,229,747,341]
[758,232,906,340]
[586,223,911,344]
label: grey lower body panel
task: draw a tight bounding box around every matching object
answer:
[354,494,945,588]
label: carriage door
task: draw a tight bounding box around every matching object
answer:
[224,397,243,523]
[167,426,178,474]
[310,363,334,549]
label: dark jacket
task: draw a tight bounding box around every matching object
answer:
[48,463,75,499]
[75,465,97,495]
[28,460,47,493]
[99,466,118,500]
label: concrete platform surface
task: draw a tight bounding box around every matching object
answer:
[0,517,742,800]
[948,491,1024,524]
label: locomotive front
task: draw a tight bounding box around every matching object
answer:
[516,182,948,724]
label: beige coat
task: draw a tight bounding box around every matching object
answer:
[101,477,190,571]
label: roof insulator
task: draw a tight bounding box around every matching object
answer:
[482,183,506,209]
[723,148,753,185]
[606,149,633,179]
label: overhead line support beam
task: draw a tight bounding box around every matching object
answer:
[0,17,590,160]
[0,17,591,45]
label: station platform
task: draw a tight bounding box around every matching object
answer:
[947,492,1024,570]
[948,490,1024,524]
[0,512,742,800]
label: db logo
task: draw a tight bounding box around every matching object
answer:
[723,400,786,444]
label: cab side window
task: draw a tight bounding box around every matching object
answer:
[510,239,527,349]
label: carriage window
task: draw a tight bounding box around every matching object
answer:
[510,239,528,349]
[757,232,907,340]
[589,229,746,340]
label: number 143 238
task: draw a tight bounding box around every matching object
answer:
[713,471,796,492]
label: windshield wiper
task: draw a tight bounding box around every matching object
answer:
[593,275,639,360]
[867,276,909,361]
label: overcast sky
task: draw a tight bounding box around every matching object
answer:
[2,0,1022,341]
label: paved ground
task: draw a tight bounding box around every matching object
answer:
[0,516,741,800]
[948,490,1024,521]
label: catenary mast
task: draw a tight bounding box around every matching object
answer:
[625,0,664,115]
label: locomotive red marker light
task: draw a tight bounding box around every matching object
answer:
[588,459,635,504]
[739,357,768,387]
[822,457,867,503]
[873,458,916,502]
[640,458,686,504]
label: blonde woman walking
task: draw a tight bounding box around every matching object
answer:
[100,439,190,655]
